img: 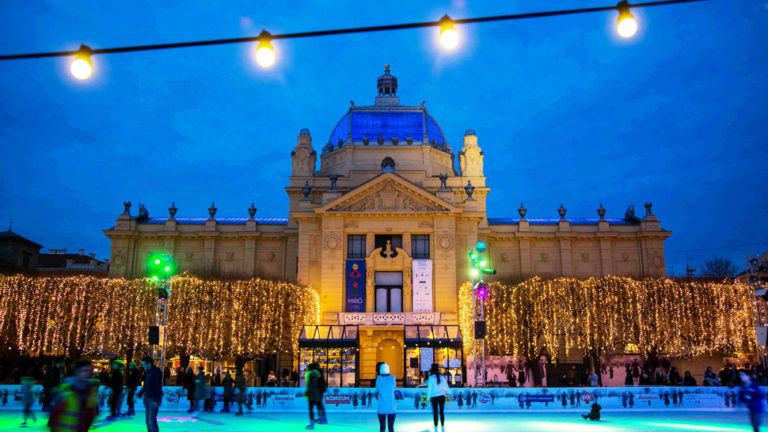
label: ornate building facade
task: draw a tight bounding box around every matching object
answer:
[105,67,670,384]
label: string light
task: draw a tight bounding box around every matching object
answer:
[459,276,756,361]
[438,15,459,50]
[254,30,276,68]
[69,45,93,80]
[0,274,319,359]
[616,1,639,38]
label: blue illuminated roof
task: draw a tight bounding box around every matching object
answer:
[487,217,640,226]
[327,106,448,151]
[141,217,288,225]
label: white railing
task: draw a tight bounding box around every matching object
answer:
[338,312,440,326]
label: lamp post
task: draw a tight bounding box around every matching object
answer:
[147,253,175,382]
[468,241,495,387]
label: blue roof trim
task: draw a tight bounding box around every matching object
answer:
[488,217,639,226]
[327,107,447,149]
[142,217,288,225]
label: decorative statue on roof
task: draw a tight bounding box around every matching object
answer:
[136,204,149,222]
[122,201,132,216]
[438,173,449,191]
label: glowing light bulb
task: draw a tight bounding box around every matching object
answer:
[616,1,638,39]
[255,31,276,68]
[439,15,459,50]
[154,259,161,265]
[470,268,480,278]
[70,45,93,80]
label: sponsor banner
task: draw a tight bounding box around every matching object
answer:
[345,260,366,312]
[412,259,433,313]
[0,385,750,412]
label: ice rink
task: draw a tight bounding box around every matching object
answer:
[0,410,757,432]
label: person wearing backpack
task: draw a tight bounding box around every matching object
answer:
[305,362,327,430]
[426,363,450,431]
[375,363,396,432]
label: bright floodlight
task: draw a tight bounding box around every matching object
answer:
[255,31,276,68]
[616,1,638,39]
[70,45,93,80]
[439,15,459,50]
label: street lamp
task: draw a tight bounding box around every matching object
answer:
[616,1,638,39]
[468,241,495,387]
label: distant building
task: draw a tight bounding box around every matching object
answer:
[0,228,43,271]
[739,251,768,286]
[38,248,110,275]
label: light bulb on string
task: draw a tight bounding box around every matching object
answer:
[438,15,459,50]
[255,30,276,68]
[70,44,93,80]
[616,1,638,39]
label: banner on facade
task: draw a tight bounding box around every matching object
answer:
[412,259,433,313]
[345,260,366,312]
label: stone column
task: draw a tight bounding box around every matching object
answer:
[519,239,532,277]
[320,216,344,315]
[559,239,572,276]
[244,239,256,276]
[600,238,613,276]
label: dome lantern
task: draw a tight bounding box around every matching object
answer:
[375,64,400,106]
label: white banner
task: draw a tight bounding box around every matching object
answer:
[412,259,433,313]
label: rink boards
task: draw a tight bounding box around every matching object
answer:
[0,385,754,412]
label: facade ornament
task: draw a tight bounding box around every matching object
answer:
[377,136,385,145]
[644,201,653,216]
[518,203,527,219]
[329,174,341,190]
[208,202,217,219]
[381,157,396,173]
[597,203,606,220]
[122,201,132,216]
[625,205,636,221]
[362,136,370,145]
[349,100,355,107]
[136,204,149,222]
[464,181,475,201]
[438,173,449,192]
[302,181,312,200]
[248,203,257,219]
[558,204,567,220]
[391,136,399,145]
[168,202,178,219]
[406,136,413,145]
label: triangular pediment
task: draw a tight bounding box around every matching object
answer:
[317,173,460,214]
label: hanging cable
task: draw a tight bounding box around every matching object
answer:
[0,0,705,61]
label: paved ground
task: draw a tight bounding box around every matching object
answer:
[1,410,756,431]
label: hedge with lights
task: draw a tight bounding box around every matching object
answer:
[459,276,756,360]
[0,274,319,360]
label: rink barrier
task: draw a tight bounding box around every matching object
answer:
[0,385,755,412]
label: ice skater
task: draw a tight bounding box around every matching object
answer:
[305,362,327,429]
[582,401,602,421]
[738,371,765,432]
[426,363,451,431]
[375,363,396,432]
[20,376,37,427]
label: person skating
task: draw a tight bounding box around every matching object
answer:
[107,360,124,420]
[47,358,99,432]
[42,359,64,412]
[193,366,207,415]
[738,371,765,432]
[136,356,163,432]
[235,368,247,416]
[582,402,602,421]
[183,367,195,413]
[222,371,234,413]
[125,362,141,416]
[305,362,327,429]
[20,376,37,427]
[375,363,396,432]
[427,363,450,431]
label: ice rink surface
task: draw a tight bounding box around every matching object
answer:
[0,410,757,432]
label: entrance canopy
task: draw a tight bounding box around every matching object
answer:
[299,325,359,348]
[404,325,462,349]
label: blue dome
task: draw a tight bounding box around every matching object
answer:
[327,107,448,152]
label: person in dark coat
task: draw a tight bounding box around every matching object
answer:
[235,368,247,416]
[738,371,765,432]
[42,359,64,411]
[137,356,163,432]
[107,361,124,420]
[682,371,697,386]
[183,367,196,413]
[305,362,327,429]
[193,366,207,414]
[222,371,234,413]
[582,402,602,421]
[125,362,141,416]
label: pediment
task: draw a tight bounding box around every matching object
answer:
[317,173,460,214]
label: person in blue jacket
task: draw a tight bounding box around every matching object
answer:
[376,363,396,432]
[738,371,765,432]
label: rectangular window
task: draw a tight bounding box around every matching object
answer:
[347,235,367,259]
[374,271,403,313]
[411,235,430,259]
